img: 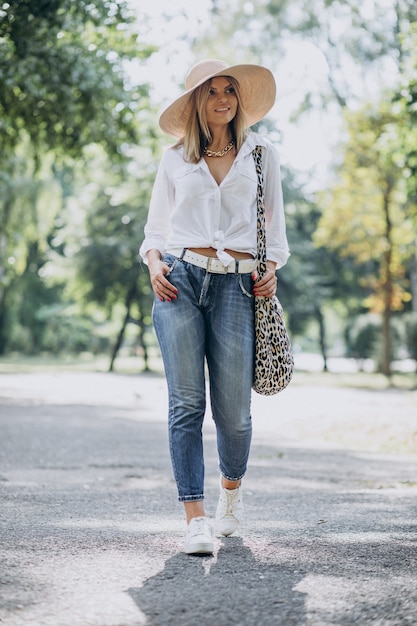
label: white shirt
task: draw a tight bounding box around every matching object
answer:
[139,132,290,268]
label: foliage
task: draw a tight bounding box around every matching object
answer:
[313,99,415,374]
[315,102,413,309]
[345,313,383,363]
[280,172,330,329]
[0,0,153,154]
[70,141,159,368]
[2,0,417,373]
[0,0,157,362]
[206,0,417,110]
[404,312,417,365]
[200,0,417,370]
[346,312,404,369]
[73,154,149,304]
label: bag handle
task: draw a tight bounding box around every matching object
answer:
[252,146,267,279]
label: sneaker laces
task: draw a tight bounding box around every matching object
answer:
[190,516,209,535]
[223,488,240,516]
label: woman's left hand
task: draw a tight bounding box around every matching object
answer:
[252,261,278,298]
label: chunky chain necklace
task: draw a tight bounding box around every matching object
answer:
[203,140,234,158]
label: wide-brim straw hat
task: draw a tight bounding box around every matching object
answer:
[159,59,276,138]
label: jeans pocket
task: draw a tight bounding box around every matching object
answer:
[163,255,178,275]
[239,274,254,298]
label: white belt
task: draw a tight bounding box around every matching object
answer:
[167,249,257,274]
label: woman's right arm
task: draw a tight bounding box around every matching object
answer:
[139,149,174,263]
[140,149,178,302]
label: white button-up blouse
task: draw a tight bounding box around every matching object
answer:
[139,132,290,268]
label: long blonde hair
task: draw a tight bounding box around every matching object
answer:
[176,76,248,163]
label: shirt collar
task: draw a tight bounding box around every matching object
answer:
[236,132,269,160]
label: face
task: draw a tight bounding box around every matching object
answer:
[205,76,238,129]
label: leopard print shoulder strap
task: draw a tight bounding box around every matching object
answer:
[252,146,267,279]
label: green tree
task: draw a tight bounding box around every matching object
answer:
[395,22,417,309]
[314,103,413,375]
[205,0,417,110]
[195,1,414,341]
[280,173,331,367]
[0,0,154,355]
[0,0,147,154]
[282,169,369,369]
[0,146,65,353]
[72,142,159,371]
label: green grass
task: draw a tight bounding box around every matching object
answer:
[0,353,155,375]
[291,369,417,391]
[0,353,415,390]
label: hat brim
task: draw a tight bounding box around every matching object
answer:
[159,64,276,138]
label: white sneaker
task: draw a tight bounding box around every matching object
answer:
[184,517,214,555]
[215,480,244,537]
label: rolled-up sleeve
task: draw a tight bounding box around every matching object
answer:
[263,145,290,269]
[263,144,290,268]
[139,149,174,263]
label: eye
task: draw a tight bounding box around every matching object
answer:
[208,88,216,96]
[225,87,235,94]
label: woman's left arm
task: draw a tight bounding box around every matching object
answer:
[252,260,277,298]
[251,143,290,298]
[263,144,290,270]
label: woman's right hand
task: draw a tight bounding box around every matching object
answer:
[147,250,178,302]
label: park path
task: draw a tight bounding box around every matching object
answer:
[0,371,417,625]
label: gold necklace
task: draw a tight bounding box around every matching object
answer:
[203,140,234,158]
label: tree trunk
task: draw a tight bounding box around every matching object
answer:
[108,279,138,372]
[137,319,150,372]
[109,304,131,372]
[0,285,11,354]
[0,194,15,354]
[381,286,392,377]
[409,251,417,312]
[380,185,394,377]
[315,305,328,372]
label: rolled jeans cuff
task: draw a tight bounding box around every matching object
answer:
[220,471,246,482]
[178,494,205,503]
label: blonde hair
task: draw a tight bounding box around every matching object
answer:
[175,76,248,163]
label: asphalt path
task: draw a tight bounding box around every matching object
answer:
[0,371,417,626]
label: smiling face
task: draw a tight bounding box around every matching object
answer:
[205,76,238,130]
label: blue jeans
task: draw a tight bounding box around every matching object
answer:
[152,254,255,502]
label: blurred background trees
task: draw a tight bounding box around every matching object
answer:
[0,0,416,377]
[0,0,157,365]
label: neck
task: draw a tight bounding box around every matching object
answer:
[208,129,232,150]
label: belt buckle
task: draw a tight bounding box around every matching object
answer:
[207,257,227,274]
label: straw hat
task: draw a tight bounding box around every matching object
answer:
[159,59,276,138]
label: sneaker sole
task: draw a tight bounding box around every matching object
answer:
[215,516,239,537]
[216,525,238,537]
[184,541,214,555]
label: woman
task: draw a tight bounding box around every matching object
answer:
[140,59,289,555]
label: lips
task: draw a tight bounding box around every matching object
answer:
[215,107,230,112]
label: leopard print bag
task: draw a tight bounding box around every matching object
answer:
[252,146,294,395]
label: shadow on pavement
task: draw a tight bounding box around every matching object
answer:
[1,382,417,625]
[128,536,306,626]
